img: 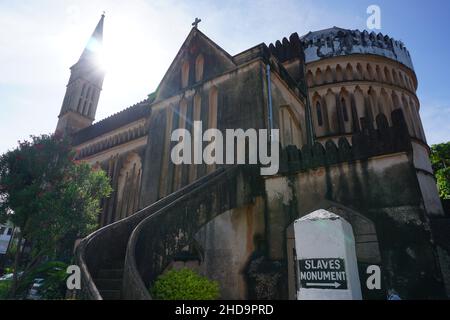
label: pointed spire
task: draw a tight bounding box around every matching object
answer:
[77,13,105,63]
[57,13,107,134]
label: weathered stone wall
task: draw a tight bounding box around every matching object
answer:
[189,111,447,300]
[194,198,266,299]
[123,166,266,299]
[267,153,444,299]
[261,112,447,299]
[140,61,267,207]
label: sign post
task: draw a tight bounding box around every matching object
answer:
[294,209,362,300]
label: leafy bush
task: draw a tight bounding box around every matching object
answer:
[151,268,220,300]
[0,280,12,299]
[4,267,15,274]
[431,142,450,200]
[24,261,69,300]
[3,261,69,300]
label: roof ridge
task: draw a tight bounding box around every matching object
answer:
[72,96,153,145]
[92,97,149,126]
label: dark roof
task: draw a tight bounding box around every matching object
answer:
[72,97,153,146]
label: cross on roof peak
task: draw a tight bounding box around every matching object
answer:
[192,18,201,29]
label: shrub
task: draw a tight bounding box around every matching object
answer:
[23,261,69,300]
[0,281,11,299]
[151,268,220,300]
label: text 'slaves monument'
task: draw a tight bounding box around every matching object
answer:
[56,15,450,300]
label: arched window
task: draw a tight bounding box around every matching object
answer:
[356,63,364,81]
[316,101,323,127]
[86,86,92,101]
[77,83,88,112]
[195,54,204,82]
[315,68,323,86]
[325,66,333,83]
[81,83,87,97]
[341,98,349,122]
[77,98,83,112]
[208,87,218,130]
[400,73,406,88]
[173,99,189,191]
[345,64,353,81]
[384,67,392,84]
[181,60,190,88]
[116,153,142,220]
[366,64,374,81]
[190,93,202,182]
[376,65,383,82]
[207,87,218,174]
[392,70,398,85]
[336,64,343,82]
[306,71,314,87]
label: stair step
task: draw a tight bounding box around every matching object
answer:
[95,278,123,291]
[103,260,125,269]
[100,290,121,300]
[97,268,124,279]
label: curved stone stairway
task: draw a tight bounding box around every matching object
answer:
[75,166,261,300]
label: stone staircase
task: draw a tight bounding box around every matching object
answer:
[94,261,124,300]
[75,168,233,300]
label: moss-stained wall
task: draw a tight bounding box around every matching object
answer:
[194,197,265,299]
[264,152,446,299]
[141,60,267,206]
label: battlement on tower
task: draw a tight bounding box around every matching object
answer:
[301,27,414,70]
[268,27,414,71]
[268,32,304,63]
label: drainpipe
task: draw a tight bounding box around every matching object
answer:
[266,64,274,141]
[302,69,315,146]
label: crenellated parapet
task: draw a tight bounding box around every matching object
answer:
[301,27,414,71]
[268,32,304,63]
[279,109,412,173]
[268,27,414,71]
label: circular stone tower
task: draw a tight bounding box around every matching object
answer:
[302,27,426,146]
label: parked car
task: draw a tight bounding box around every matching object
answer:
[0,272,23,281]
[27,278,45,300]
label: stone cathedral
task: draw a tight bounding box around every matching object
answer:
[56,15,450,300]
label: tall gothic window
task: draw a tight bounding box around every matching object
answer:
[190,94,202,183]
[116,153,142,220]
[208,87,218,130]
[207,87,218,174]
[181,60,190,88]
[341,98,349,122]
[195,54,204,82]
[316,101,323,127]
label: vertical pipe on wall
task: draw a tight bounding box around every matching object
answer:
[266,64,274,141]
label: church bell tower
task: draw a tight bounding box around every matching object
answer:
[56,14,106,135]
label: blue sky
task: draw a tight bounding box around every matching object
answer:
[0,0,449,154]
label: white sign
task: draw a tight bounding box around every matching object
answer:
[294,209,362,300]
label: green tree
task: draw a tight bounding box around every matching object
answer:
[430,142,450,200]
[0,134,112,298]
